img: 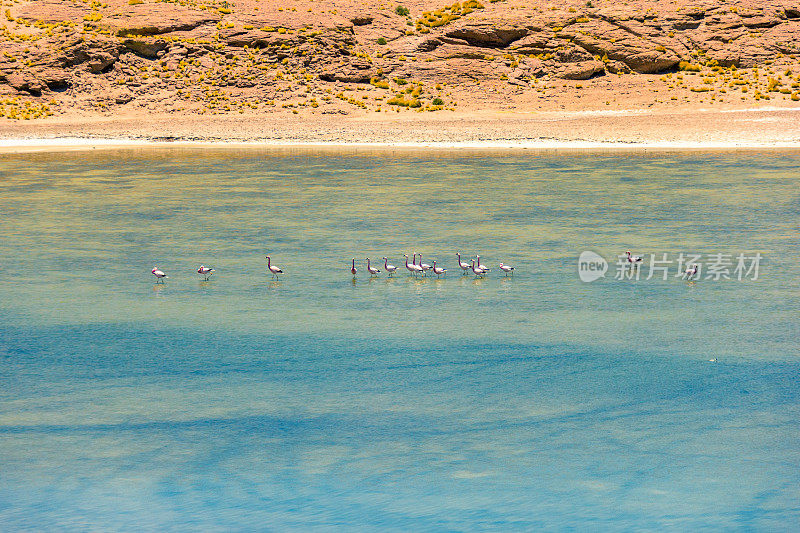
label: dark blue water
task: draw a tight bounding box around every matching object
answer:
[0,148,798,530]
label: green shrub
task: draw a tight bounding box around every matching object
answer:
[432,97,444,105]
[377,37,387,45]
[395,5,410,16]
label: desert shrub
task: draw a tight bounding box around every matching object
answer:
[395,5,410,16]
[377,37,387,45]
[432,97,444,105]
[766,77,781,92]
[679,61,701,72]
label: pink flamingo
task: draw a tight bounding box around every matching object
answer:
[404,254,423,276]
[151,267,167,283]
[626,251,643,265]
[417,253,432,276]
[499,263,515,276]
[266,255,283,279]
[476,254,490,272]
[383,257,397,277]
[456,252,471,274]
[471,259,486,278]
[366,258,380,277]
[351,258,357,277]
[432,260,446,278]
[197,265,215,280]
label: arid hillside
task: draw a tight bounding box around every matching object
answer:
[1,0,800,120]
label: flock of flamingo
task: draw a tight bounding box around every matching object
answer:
[150,250,673,283]
[150,252,515,283]
[354,253,515,279]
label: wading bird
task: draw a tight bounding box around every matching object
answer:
[499,263,515,276]
[626,251,643,265]
[266,255,283,279]
[383,257,397,277]
[404,254,423,276]
[432,260,446,278]
[476,254,490,273]
[683,264,699,280]
[197,265,215,281]
[456,252,471,274]
[151,267,167,283]
[471,259,486,278]
[351,258,358,277]
[366,258,380,277]
[417,254,432,276]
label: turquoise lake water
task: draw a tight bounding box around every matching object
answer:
[0,148,799,530]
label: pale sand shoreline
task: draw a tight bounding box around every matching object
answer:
[3,138,800,154]
[2,107,799,152]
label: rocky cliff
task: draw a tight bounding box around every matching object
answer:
[1,0,799,119]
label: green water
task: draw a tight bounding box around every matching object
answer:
[0,148,798,530]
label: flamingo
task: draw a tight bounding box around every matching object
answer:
[476,254,490,272]
[383,257,397,277]
[499,262,515,276]
[266,255,283,279]
[683,264,699,280]
[456,252,471,274]
[471,259,486,278]
[432,260,446,278]
[197,265,215,280]
[350,258,358,277]
[417,253,432,276]
[151,267,167,283]
[404,254,423,276]
[366,258,380,277]
[626,251,643,265]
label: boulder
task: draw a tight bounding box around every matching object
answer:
[605,60,631,74]
[87,52,116,73]
[6,72,45,95]
[558,60,605,79]
[445,22,528,47]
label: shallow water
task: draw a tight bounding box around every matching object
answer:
[1,148,799,530]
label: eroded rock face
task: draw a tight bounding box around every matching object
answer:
[558,60,606,80]
[122,39,168,59]
[6,72,45,95]
[0,0,798,110]
[445,22,529,48]
[106,4,219,36]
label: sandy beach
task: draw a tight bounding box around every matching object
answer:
[2,106,800,151]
